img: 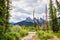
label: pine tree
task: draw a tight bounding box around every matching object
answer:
[4,0,10,33]
[49,0,54,30]
[0,0,10,39]
[53,7,59,32]
[49,0,59,32]
[0,0,6,39]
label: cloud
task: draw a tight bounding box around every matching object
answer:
[35,6,45,14]
[14,7,31,14]
[25,0,38,7]
[9,0,50,23]
[26,0,37,3]
[12,0,20,2]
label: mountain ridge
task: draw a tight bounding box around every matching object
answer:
[11,17,45,26]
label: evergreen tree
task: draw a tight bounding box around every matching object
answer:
[49,0,59,32]
[53,7,59,32]
[0,0,6,39]
[0,0,10,39]
[5,0,10,33]
[49,0,54,29]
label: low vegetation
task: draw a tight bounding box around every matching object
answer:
[4,25,60,40]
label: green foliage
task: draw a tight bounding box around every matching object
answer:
[0,0,7,40]
[4,25,60,40]
[6,26,54,40]
[37,30,53,40]
[52,7,59,32]
[49,0,59,32]
[0,25,5,40]
[20,28,28,37]
[58,17,60,30]
[5,32,21,40]
[5,26,29,40]
[0,0,10,39]
[54,32,60,37]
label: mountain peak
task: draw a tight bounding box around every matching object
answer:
[25,17,33,22]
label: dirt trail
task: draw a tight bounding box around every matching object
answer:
[21,32,60,40]
[51,36,60,40]
[21,32,39,40]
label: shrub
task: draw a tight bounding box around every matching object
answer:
[54,32,60,37]
[36,30,53,40]
[0,26,5,40]
[5,32,21,40]
[5,26,29,40]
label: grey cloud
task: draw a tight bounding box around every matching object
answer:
[12,15,27,21]
[25,0,38,6]
[25,0,41,7]
[35,6,45,14]
[10,0,49,23]
[12,6,31,14]
[13,0,20,1]
[26,0,38,3]
[15,8,31,14]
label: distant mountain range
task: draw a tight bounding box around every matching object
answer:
[11,17,45,26]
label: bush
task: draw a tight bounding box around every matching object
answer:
[54,32,60,37]
[0,26,5,40]
[36,30,53,40]
[5,32,21,40]
[5,26,29,40]
[20,29,28,37]
[4,25,55,40]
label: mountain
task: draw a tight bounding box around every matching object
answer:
[14,17,33,26]
[25,17,33,22]
[15,21,26,26]
[13,17,44,26]
[39,18,43,25]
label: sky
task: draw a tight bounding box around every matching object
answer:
[9,0,58,23]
